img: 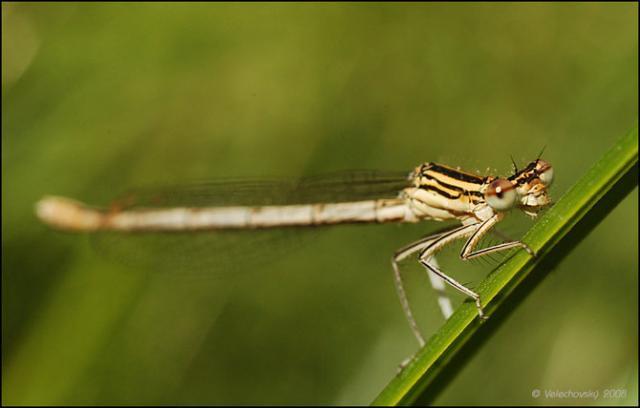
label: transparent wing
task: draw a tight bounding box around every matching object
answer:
[92,170,412,276]
[110,170,411,208]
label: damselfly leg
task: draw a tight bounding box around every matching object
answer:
[393,215,534,347]
[459,213,534,260]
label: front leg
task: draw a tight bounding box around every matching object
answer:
[454,214,535,317]
[460,213,534,260]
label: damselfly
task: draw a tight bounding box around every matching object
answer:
[36,159,553,346]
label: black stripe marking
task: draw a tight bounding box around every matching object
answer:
[422,173,485,197]
[419,185,484,205]
[420,185,461,200]
[426,163,486,184]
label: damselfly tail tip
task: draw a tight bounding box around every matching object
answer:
[35,196,102,232]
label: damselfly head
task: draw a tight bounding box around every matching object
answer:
[483,159,553,215]
[510,159,554,216]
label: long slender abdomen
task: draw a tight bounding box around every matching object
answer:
[35,196,419,232]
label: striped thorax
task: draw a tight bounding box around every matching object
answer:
[403,159,553,224]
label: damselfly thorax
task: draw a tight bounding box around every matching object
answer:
[36,159,554,347]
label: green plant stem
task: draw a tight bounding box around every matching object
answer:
[372,126,638,406]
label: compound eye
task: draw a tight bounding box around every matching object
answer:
[536,160,554,186]
[485,178,517,211]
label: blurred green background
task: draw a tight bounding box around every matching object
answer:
[2,2,637,405]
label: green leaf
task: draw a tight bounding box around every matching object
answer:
[372,126,638,406]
